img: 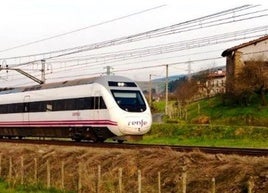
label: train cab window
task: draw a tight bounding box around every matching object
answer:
[111,90,146,112]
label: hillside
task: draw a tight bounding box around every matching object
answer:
[153,95,268,127]
[188,97,268,126]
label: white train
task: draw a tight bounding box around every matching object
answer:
[0,76,152,143]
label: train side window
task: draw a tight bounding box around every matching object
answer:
[100,97,106,109]
[89,97,94,109]
[93,96,106,109]
[7,104,12,113]
[84,97,92,109]
[46,103,52,111]
[24,103,29,112]
[93,97,99,109]
[76,98,85,109]
[16,103,24,113]
[30,102,41,112]
[0,104,7,113]
[0,103,23,114]
[0,96,106,113]
[53,99,64,111]
[66,99,76,110]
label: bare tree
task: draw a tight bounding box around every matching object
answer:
[194,69,214,98]
[175,79,199,105]
[234,59,267,106]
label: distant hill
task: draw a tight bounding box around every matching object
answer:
[137,65,226,94]
[152,74,186,82]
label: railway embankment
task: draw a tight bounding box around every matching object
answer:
[0,142,267,193]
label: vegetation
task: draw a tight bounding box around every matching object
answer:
[157,58,268,125]
[152,93,268,126]
[143,123,268,147]
[0,144,267,193]
[148,93,268,147]
[230,59,268,106]
[188,95,268,126]
[0,180,71,193]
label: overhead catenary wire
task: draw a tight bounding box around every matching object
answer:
[2,28,268,84]
[7,56,224,86]
[27,25,267,74]
[1,4,268,86]
[0,4,166,54]
[47,47,268,81]
[47,25,268,65]
[4,48,268,87]
[1,4,266,65]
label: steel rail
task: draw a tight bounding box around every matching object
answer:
[0,138,267,157]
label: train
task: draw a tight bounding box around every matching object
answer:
[0,75,152,143]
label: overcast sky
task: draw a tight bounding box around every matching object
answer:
[0,0,267,86]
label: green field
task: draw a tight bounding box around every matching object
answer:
[0,180,72,193]
[153,95,268,126]
[142,123,268,148]
[147,95,268,148]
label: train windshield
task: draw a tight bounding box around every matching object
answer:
[111,90,146,112]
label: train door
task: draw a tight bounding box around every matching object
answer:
[23,95,30,123]
[93,91,101,120]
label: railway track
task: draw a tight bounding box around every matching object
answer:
[0,138,267,157]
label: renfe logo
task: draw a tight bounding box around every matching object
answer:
[128,119,148,128]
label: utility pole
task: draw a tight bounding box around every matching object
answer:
[0,60,45,85]
[187,61,192,82]
[165,64,169,115]
[149,74,152,106]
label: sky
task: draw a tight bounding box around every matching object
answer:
[0,0,268,87]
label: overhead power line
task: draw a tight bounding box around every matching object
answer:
[1,4,268,86]
[2,4,266,65]
[0,4,166,53]
[47,25,268,64]
[27,25,266,75]
[4,48,268,86]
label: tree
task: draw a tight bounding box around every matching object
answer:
[232,59,268,106]
[175,79,199,106]
[194,69,215,98]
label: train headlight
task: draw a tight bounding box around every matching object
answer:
[117,82,125,87]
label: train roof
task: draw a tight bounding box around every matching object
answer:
[0,77,97,94]
[0,75,134,95]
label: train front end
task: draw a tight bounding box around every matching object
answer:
[97,76,152,141]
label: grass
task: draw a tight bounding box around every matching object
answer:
[141,123,268,148]
[0,180,72,193]
[152,94,268,126]
[142,136,268,148]
[147,94,268,148]
[186,95,268,126]
[0,140,267,193]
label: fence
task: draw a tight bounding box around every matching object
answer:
[0,154,256,193]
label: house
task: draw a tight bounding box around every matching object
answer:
[196,68,226,99]
[221,35,268,92]
[206,68,226,95]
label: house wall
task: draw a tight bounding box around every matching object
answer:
[226,38,268,92]
[197,69,226,99]
[239,39,268,61]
